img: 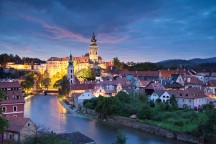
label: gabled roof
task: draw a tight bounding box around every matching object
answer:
[145,82,165,91]
[7,117,32,132]
[153,90,166,96]
[171,74,181,82]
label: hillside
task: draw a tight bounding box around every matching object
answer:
[157,57,216,67]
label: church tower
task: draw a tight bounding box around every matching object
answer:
[89,32,98,63]
[67,52,75,85]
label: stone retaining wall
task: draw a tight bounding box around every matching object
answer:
[79,108,203,144]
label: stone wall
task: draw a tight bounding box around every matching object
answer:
[79,108,204,144]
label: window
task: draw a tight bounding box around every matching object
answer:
[13,106,17,112]
[13,115,17,117]
[4,133,6,139]
[27,123,30,127]
[9,133,12,140]
[166,96,169,98]
[2,106,6,112]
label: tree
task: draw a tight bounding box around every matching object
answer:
[198,104,216,143]
[21,75,35,93]
[0,89,7,100]
[116,129,126,144]
[76,68,96,80]
[0,89,9,133]
[169,95,178,111]
[42,77,51,90]
[54,76,70,95]
[0,115,8,133]
[113,57,123,69]
[137,105,154,120]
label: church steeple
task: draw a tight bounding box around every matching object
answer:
[89,32,99,63]
[67,51,75,85]
[68,50,73,67]
[90,32,97,46]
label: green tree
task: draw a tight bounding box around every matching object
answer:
[21,75,35,93]
[42,78,51,90]
[169,95,178,111]
[54,76,70,95]
[0,89,7,100]
[198,103,216,143]
[0,89,9,133]
[76,68,96,80]
[137,105,154,120]
[116,129,126,144]
[113,57,123,69]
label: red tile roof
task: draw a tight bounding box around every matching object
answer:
[168,88,207,99]
[160,69,189,78]
[47,57,69,61]
[120,70,160,77]
[145,82,165,91]
[0,81,20,88]
[7,117,31,132]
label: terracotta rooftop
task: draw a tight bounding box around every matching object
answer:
[47,57,69,61]
[168,88,207,99]
[145,82,165,91]
[119,70,160,77]
[7,117,31,132]
[160,69,189,78]
[0,81,21,88]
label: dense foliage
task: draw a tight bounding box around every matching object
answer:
[0,89,9,133]
[76,68,96,80]
[21,74,35,93]
[0,53,45,67]
[53,76,70,96]
[23,131,70,144]
[83,92,216,142]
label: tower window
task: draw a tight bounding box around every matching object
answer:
[13,106,17,112]
[71,75,72,78]
[96,52,97,55]
[71,70,72,73]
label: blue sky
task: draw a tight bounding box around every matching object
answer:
[0,0,216,62]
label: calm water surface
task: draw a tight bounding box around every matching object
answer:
[24,95,188,144]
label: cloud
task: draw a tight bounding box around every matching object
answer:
[0,41,33,53]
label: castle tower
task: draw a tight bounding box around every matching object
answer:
[89,32,98,63]
[67,52,75,85]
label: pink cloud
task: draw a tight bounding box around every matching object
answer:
[17,14,127,44]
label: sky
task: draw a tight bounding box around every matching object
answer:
[0,0,216,62]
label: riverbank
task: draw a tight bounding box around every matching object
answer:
[78,107,204,144]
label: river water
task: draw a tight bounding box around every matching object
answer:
[24,95,188,144]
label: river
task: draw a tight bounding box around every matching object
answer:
[24,94,188,144]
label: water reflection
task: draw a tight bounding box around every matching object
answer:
[24,95,188,144]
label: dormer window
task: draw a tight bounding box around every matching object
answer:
[186,94,188,96]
